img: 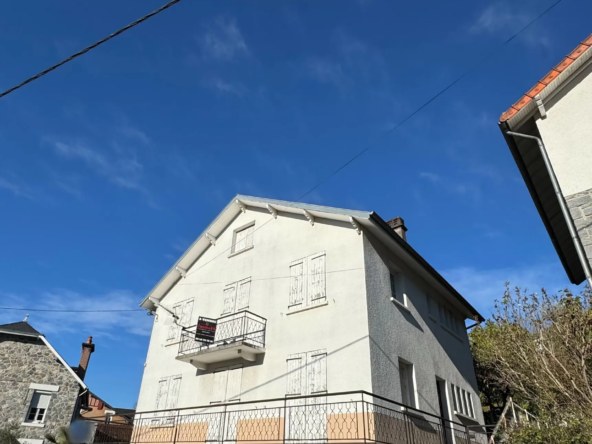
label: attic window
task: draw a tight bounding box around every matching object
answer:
[231,223,255,254]
[25,391,51,424]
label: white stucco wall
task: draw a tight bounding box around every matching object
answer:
[363,233,484,425]
[136,208,372,412]
[536,61,592,197]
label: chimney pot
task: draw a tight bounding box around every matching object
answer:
[386,217,408,241]
[78,335,95,381]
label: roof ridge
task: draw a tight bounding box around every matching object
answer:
[500,33,592,122]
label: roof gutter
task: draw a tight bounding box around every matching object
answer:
[369,212,485,322]
[505,130,592,288]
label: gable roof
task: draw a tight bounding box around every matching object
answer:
[141,195,484,322]
[500,33,592,126]
[0,320,88,390]
[0,321,42,337]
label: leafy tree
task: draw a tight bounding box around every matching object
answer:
[470,284,592,421]
[45,427,73,444]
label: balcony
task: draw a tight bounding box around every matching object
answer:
[131,391,487,444]
[177,311,266,370]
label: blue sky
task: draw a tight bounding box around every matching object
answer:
[0,0,589,409]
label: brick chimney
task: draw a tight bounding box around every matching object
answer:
[386,217,408,241]
[78,336,95,381]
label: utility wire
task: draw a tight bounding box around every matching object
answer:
[182,0,565,280]
[0,0,184,100]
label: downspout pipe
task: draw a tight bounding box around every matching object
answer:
[505,130,592,289]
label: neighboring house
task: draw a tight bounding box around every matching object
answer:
[81,392,135,424]
[0,320,111,443]
[499,32,592,286]
[133,195,485,444]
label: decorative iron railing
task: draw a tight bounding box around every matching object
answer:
[131,391,488,444]
[178,311,266,357]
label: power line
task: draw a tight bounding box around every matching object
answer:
[0,0,184,100]
[182,0,565,280]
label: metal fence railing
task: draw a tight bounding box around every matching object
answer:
[131,390,488,444]
[89,421,134,444]
[178,311,266,357]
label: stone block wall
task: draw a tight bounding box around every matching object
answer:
[0,334,81,442]
[566,187,592,264]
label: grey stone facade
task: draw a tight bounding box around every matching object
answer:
[0,333,81,442]
[566,187,592,263]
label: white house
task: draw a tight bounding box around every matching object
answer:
[133,195,485,444]
[500,32,592,287]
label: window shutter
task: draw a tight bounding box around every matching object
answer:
[308,253,326,303]
[181,300,194,327]
[455,386,463,413]
[236,279,251,311]
[168,304,182,340]
[286,354,305,395]
[212,369,229,403]
[167,377,182,409]
[156,379,170,410]
[245,225,254,249]
[307,351,327,394]
[226,366,243,402]
[467,393,474,418]
[222,286,237,315]
[289,260,306,309]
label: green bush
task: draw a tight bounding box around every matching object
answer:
[0,423,21,444]
[506,421,592,444]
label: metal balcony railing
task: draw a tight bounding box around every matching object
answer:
[131,391,488,444]
[178,311,266,357]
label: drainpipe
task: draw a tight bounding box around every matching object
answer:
[506,131,592,288]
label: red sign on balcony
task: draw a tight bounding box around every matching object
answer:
[195,317,217,343]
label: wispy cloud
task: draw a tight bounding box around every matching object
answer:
[52,141,144,191]
[469,3,550,48]
[200,17,249,62]
[306,58,346,88]
[442,262,578,318]
[419,172,476,198]
[0,289,151,338]
[206,78,244,96]
[119,125,150,145]
[0,177,33,200]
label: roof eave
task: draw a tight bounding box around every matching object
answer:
[368,213,485,322]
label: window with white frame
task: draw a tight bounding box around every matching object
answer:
[211,365,243,404]
[25,391,51,424]
[167,299,194,341]
[398,360,416,409]
[451,384,475,418]
[232,223,255,254]
[289,252,326,311]
[439,304,464,337]
[222,277,251,315]
[389,271,405,305]
[286,350,327,396]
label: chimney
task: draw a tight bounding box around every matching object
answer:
[386,217,408,241]
[78,336,95,381]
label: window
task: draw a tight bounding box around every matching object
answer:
[439,304,464,337]
[389,272,405,305]
[168,299,194,341]
[451,384,475,418]
[398,360,416,409]
[289,252,326,311]
[25,391,51,423]
[232,223,255,254]
[155,375,182,411]
[222,278,251,315]
[286,350,327,396]
[211,365,243,403]
[427,295,438,319]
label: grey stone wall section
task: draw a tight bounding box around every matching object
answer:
[0,334,80,441]
[566,187,592,264]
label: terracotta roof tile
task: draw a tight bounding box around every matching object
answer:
[500,32,592,122]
